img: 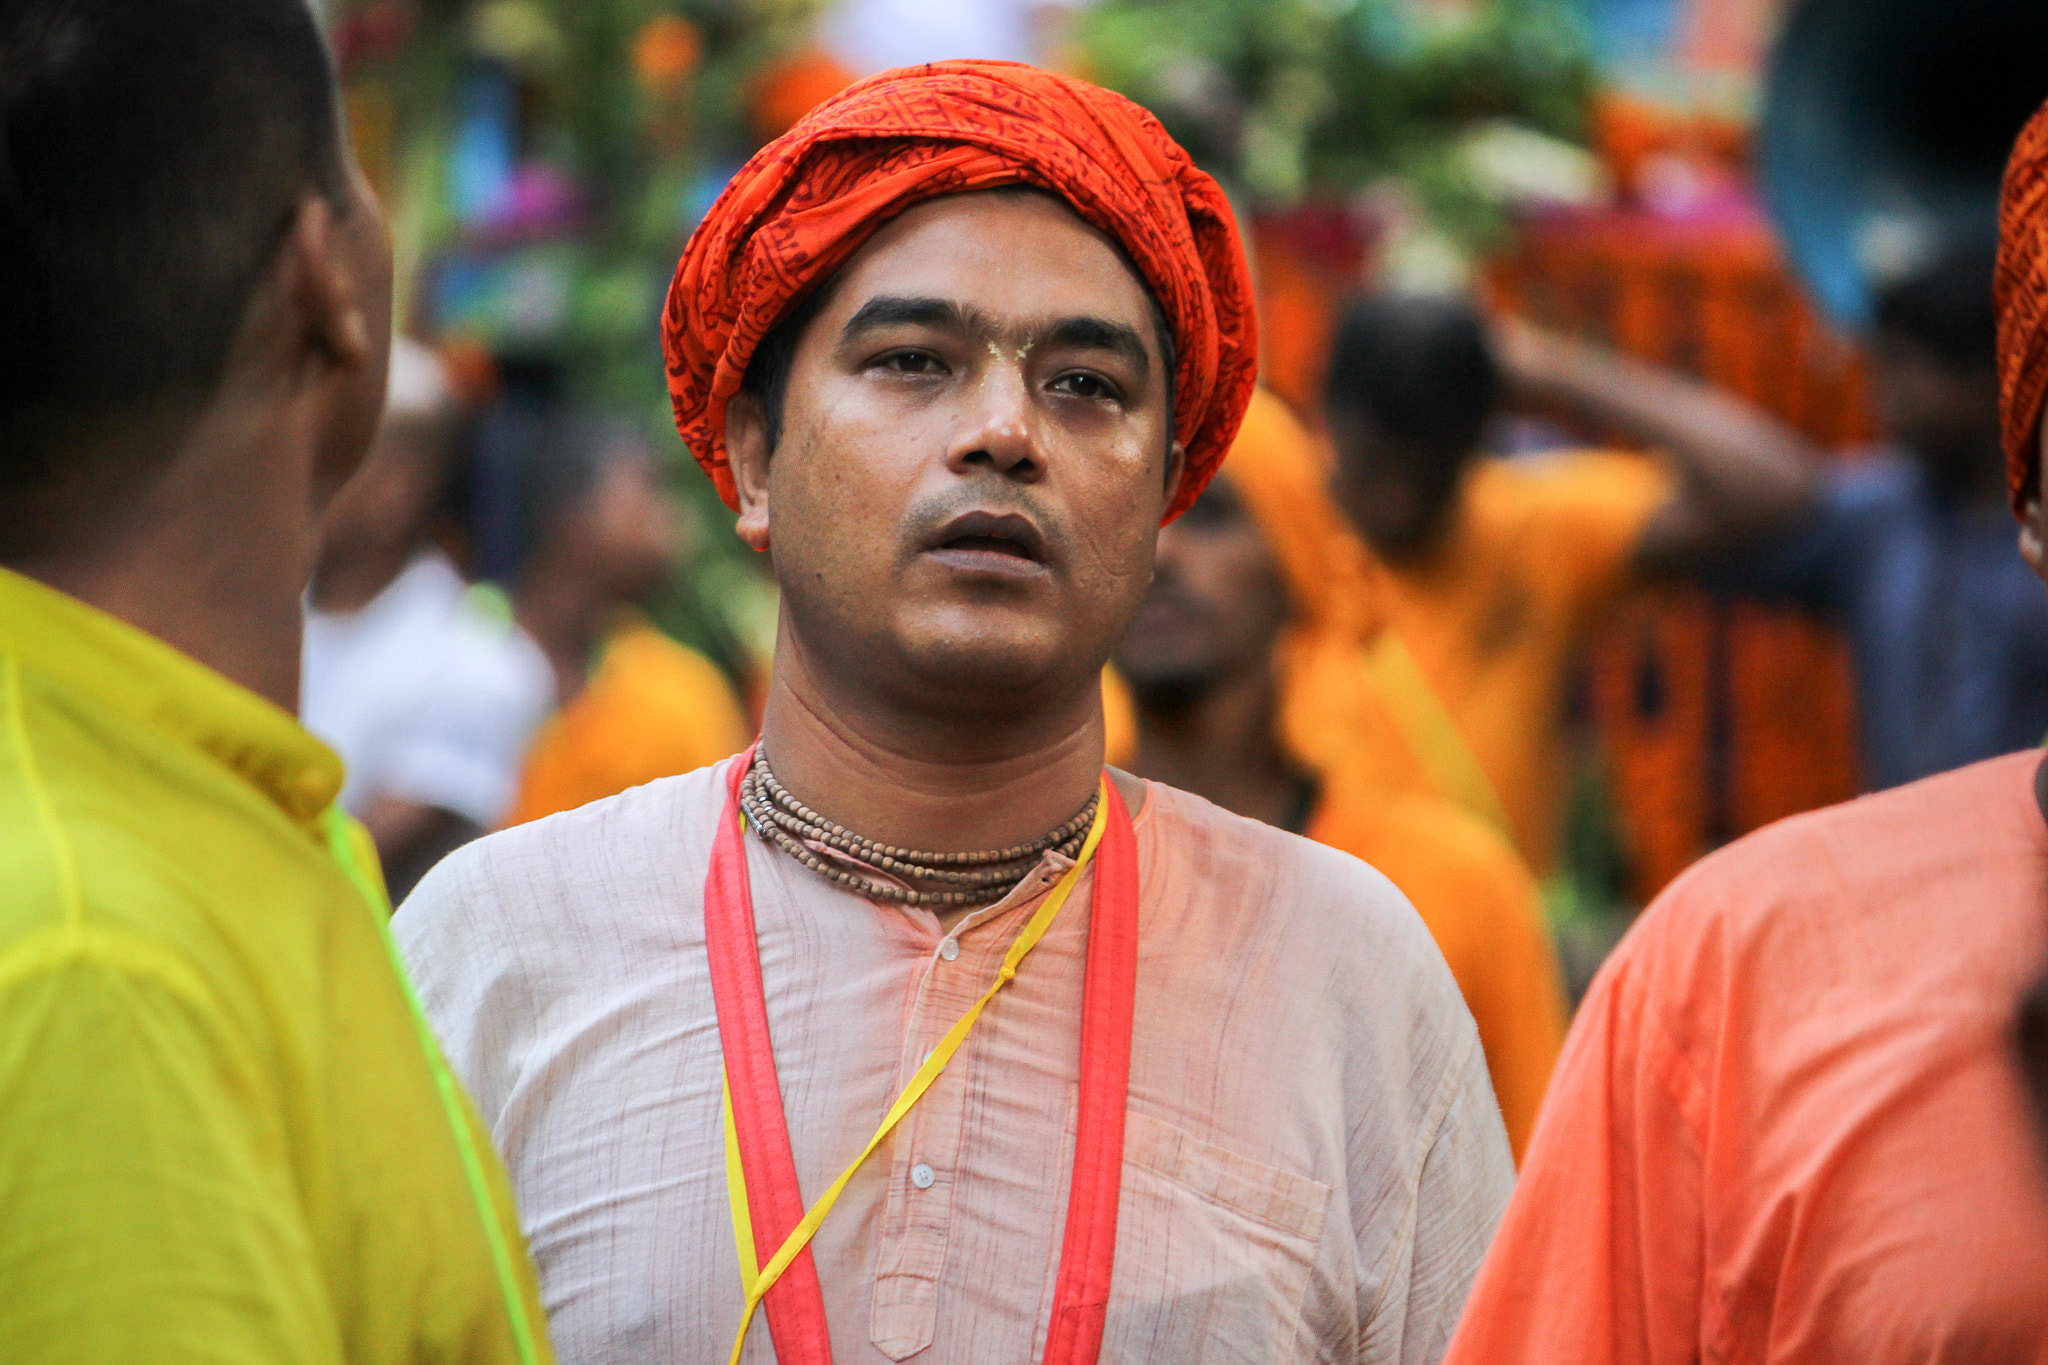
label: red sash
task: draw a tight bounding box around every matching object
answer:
[704,748,1139,1363]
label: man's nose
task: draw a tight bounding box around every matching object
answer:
[946,356,1042,481]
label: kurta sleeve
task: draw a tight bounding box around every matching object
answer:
[1399,1050,1519,1365]
[1440,932,1707,1365]
[0,944,340,1365]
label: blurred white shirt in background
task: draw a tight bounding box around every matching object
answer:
[302,551,554,827]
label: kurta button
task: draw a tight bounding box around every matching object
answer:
[910,1162,936,1190]
[938,939,960,962]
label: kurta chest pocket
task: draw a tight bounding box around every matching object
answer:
[1097,1109,1332,1364]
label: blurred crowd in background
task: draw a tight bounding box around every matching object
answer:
[307,0,2048,1012]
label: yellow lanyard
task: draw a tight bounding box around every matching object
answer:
[721,781,1111,1365]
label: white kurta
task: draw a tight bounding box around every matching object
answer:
[396,756,1513,1364]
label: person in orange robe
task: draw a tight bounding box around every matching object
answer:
[1437,102,2048,1364]
[492,408,752,825]
[1318,296,1821,873]
[1115,387,1567,1159]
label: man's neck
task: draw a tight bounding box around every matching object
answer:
[758,621,1121,858]
[1129,660,1305,832]
[4,401,319,713]
[309,536,420,615]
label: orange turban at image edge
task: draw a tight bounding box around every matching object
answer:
[661,59,1259,524]
[1997,97,2048,515]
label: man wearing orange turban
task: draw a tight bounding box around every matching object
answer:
[398,61,1511,1365]
[1436,103,2048,1365]
[1115,388,1566,1161]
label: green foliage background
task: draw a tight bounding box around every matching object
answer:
[1080,0,1594,246]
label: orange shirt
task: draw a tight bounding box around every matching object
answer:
[1308,782,1566,1161]
[505,622,751,826]
[1362,452,1672,872]
[1444,752,2048,1364]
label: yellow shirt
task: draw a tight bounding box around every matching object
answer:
[505,620,751,827]
[0,568,553,1365]
[1363,452,1673,873]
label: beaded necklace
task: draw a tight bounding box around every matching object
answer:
[739,748,1100,908]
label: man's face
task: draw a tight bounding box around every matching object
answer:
[728,190,1184,707]
[1114,471,1291,709]
[1327,412,1465,561]
[316,411,448,572]
[574,454,680,603]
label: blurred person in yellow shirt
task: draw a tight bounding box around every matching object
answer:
[1115,389,1566,1158]
[487,407,752,825]
[1321,294,1820,873]
[0,2,552,1361]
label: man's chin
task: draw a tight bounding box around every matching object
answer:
[886,614,1100,708]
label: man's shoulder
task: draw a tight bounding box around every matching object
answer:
[1136,780,1451,973]
[395,757,734,961]
[1468,449,1673,574]
[0,754,371,1045]
[1474,447,1665,504]
[1610,752,2046,1008]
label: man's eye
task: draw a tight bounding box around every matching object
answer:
[879,350,944,374]
[1051,372,1121,402]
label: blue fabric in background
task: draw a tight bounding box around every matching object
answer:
[1725,448,2048,791]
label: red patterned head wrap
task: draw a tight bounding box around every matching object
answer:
[1996,98,2048,514]
[661,59,1257,522]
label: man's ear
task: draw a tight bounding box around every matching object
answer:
[288,193,381,382]
[264,172,392,508]
[726,392,774,553]
[1161,439,1189,513]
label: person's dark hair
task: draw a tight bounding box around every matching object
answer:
[738,187,1178,452]
[1872,236,2000,374]
[1323,291,1500,470]
[740,281,838,452]
[0,0,347,485]
[460,400,646,584]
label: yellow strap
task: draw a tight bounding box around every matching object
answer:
[721,781,1111,1365]
[1359,631,1510,833]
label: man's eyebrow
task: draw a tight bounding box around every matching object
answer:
[1042,316,1150,375]
[838,297,1151,375]
[839,295,975,342]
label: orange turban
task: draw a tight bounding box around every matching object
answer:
[662,59,1257,522]
[1997,98,2048,514]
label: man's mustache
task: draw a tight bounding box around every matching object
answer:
[901,484,1070,563]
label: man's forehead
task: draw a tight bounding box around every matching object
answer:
[824,190,1161,331]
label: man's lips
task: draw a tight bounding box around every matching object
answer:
[921,509,1050,576]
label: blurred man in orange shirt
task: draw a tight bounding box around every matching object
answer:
[1438,104,2048,1363]
[484,407,751,825]
[1321,295,1819,872]
[1116,389,1566,1158]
